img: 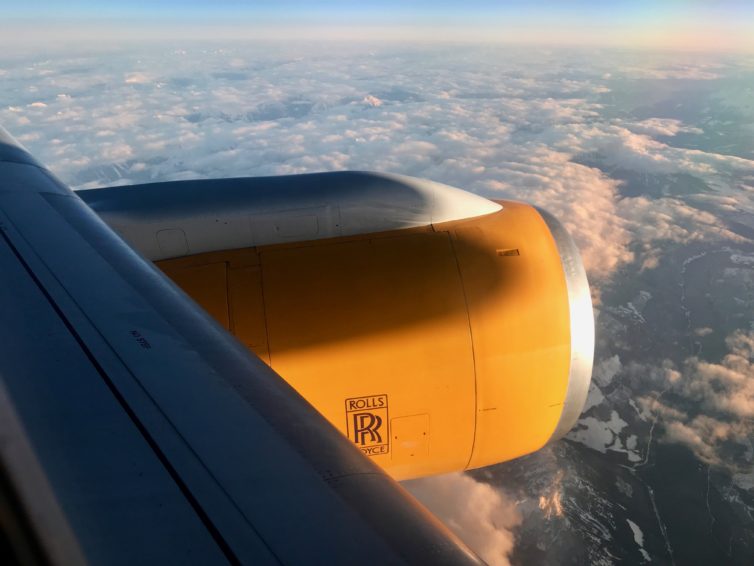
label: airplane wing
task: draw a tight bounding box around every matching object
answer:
[0,128,482,564]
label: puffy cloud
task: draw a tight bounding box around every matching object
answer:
[480,152,634,281]
[628,359,683,392]
[637,331,754,479]
[405,473,521,566]
[662,415,752,468]
[617,61,723,81]
[0,44,750,286]
[681,331,754,419]
[625,118,703,138]
[124,72,153,84]
[618,195,747,270]
[100,143,134,161]
[362,94,383,107]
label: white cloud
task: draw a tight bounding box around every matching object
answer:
[0,44,750,286]
[625,118,703,138]
[363,94,383,107]
[405,473,521,566]
[618,61,723,81]
[618,195,747,270]
[124,72,152,84]
[638,331,754,481]
[480,152,634,281]
[681,331,754,419]
[100,143,134,161]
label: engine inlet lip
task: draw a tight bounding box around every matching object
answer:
[535,207,595,443]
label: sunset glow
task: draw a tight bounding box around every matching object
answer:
[2,1,753,51]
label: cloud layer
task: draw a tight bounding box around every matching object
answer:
[2,42,753,559]
[2,44,750,285]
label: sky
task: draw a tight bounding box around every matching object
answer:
[2,0,754,51]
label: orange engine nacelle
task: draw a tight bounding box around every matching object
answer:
[155,199,594,481]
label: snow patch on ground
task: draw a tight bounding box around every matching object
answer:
[568,415,618,452]
[569,411,643,462]
[583,383,605,412]
[627,519,651,562]
[629,398,650,421]
[593,355,622,388]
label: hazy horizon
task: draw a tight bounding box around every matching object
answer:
[2,0,754,52]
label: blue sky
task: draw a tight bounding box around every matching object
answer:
[3,1,747,21]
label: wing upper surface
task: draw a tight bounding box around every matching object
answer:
[0,129,481,565]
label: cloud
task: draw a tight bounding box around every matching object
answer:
[681,330,754,420]
[100,142,134,161]
[625,118,703,138]
[662,415,745,466]
[573,328,754,484]
[124,72,152,84]
[636,331,754,481]
[480,152,634,281]
[611,56,731,81]
[405,473,521,566]
[618,195,747,270]
[362,94,383,107]
[0,44,750,285]
[619,66,722,81]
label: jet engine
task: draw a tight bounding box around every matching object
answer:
[81,171,594,481]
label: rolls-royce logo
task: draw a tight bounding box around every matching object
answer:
[346,394,389,456]
[352,413,383,444]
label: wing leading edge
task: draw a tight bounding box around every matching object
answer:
[0,127,481,565]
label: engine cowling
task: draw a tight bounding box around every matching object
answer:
[82,172,594,481]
